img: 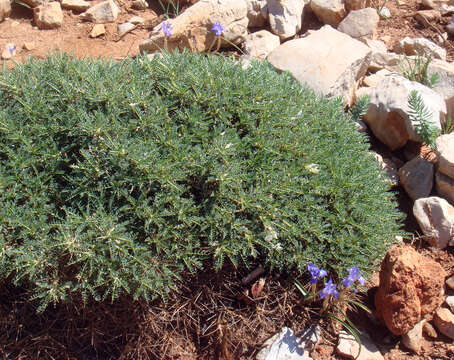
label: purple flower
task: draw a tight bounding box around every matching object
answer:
[320,278,339,299]
[342,266,365,287]
[307,263,327,284]
[8,44,16,54]
[211,22,225,36]
[160,22,172,37]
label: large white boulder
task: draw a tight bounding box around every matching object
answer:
[363,74,446,150]
[267,25,371,106]
[267,0,309,39]
[413,196,454,249]
[139,0,248,53]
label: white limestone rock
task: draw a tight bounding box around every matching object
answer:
[363,74,446,150]
[267,0,308,39]
[413,196,454,249]
[311,0,346,27]
[395,37,447,61]
[34,2,63,29]
[80,0,120,24]
[337,8,379,40]
[267,25,371,106]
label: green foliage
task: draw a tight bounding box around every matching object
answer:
[0,52,403,310]
[349,95,370,123]
[400,52,439,88]
[408,90,441,149]
[442,115,454,134]
[158,0,181,18]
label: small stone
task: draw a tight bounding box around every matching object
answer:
[440,4,454,16]
[356,120,368,133]
[413,196,454,249]
[447,275,454,290]
[131,0,148,10]
[399,156,434,201]
[344,0,366,11]
[34,2,63,29]
[337,331,384,360]
[363,69,391,87]
[23,42,36,51]
[129,16,144,25]
[337,7,379,40]
[395,37,446,61]
[446,296,454,313]
[423,321,438,338]
[378,6,391,18]
[267,0,307,40]
[311,0,347,27]
[118,22,135,37]
[447,23,454,37]
[1,43,16,60]
[90,23,106,38]
[422,0,436,9]
[401,320,424,354]
[433,307,454,340]
[80,0,120,23]
[256,326,320,360]
[61,0,90,12]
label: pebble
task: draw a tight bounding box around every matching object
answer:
[447,275,454,290]
[90,23,106,38]
[433,307,454,340]
[401,320,424,354]
[129,16,144,25]
[118,22,136,37]
[378,7,391,19]
[446,296,454,313]
[423,321,438,338]
[23,42,36,51]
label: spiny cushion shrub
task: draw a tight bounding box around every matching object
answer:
[0,52,403,310]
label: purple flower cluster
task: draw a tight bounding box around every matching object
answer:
[211,22,225,36]
[307,263,327,284]
[160,21,172,37]
[320,278,339,299]
[342,266,365,288]
[307,264,365,301]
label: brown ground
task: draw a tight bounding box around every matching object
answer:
[1,1,454,359]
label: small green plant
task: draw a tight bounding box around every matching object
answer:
[158,0,181,19]
[408,90,441,149]
[349,95,370,122]
[400,52,439,88]
[0,52,404,311]
[442,115,454,134]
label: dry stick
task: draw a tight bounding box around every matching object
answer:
[241,265,264,285]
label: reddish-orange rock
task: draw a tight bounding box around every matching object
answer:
[375,245,446,335]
